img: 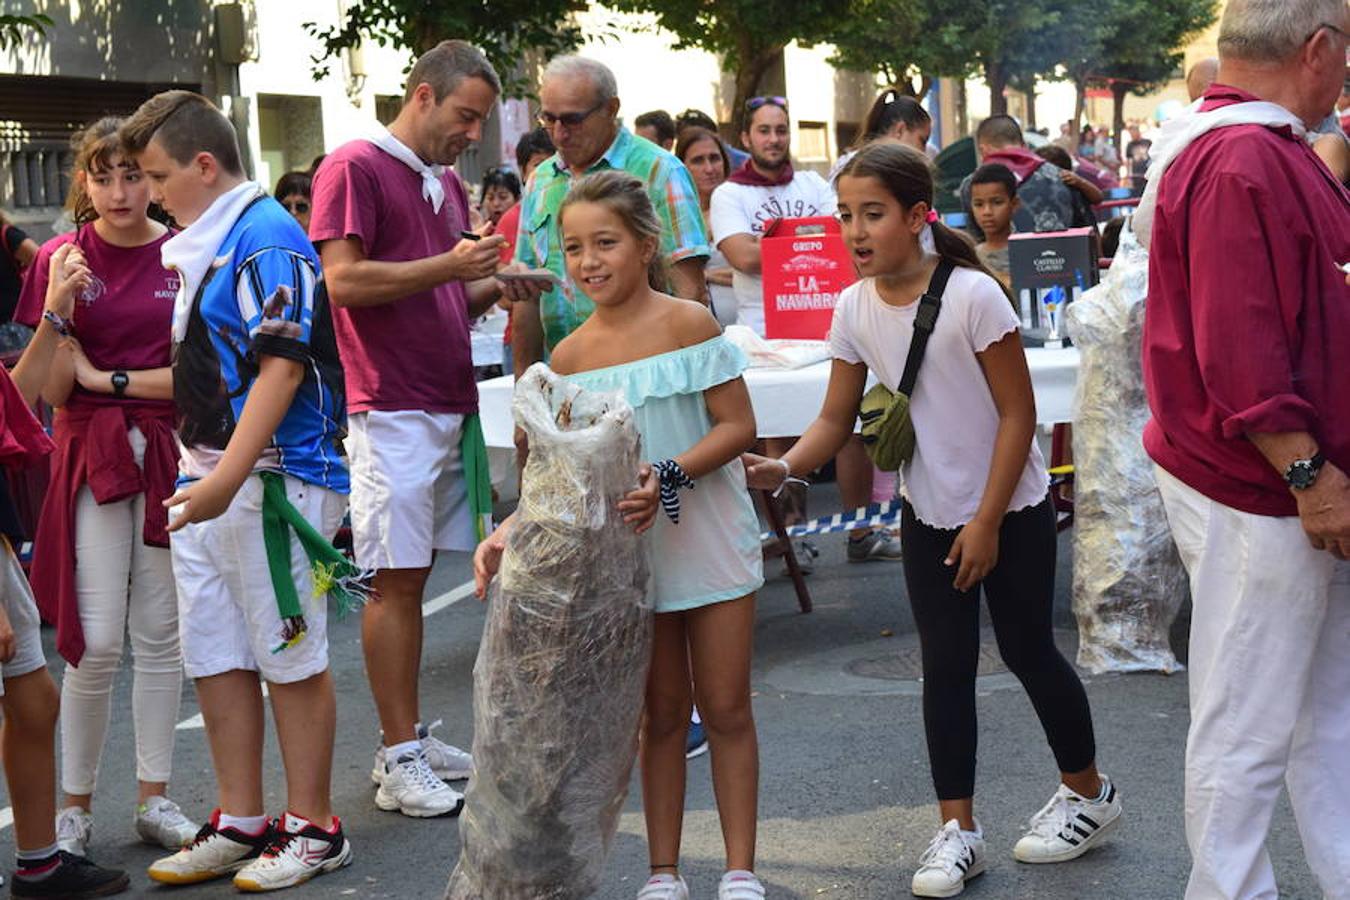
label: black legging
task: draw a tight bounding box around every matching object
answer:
[901,495,1096,800]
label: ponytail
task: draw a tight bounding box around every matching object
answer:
[930,220,1014,304]
[838,142,1013,303]
[856,90,931,150]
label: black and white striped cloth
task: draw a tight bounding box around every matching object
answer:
[652,459,695,523]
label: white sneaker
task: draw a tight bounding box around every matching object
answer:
[232,812,352,892]
[911,819,986,898]
[719,869,767,899]
[418,719,474,781]
[135,795,200,850]
[1013,776,1122,864]
[55,805,93,856]
[637,873,689,899]
[370,720,474,784]
[374,749,464,817]
[147,809,270,885]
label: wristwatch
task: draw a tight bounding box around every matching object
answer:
[110,370,129,398]
[1283,451,1325,491]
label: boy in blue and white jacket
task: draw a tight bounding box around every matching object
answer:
[121,89,353,893]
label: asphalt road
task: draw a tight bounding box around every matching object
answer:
[0,483,1322,900]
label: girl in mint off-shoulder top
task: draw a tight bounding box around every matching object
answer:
[565,337,763,611]
[474,171,766,900]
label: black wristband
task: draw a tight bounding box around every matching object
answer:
[652,459,695,523]
[111,370,129,397]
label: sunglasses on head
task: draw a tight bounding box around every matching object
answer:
[283,200,310,214]
[746,96,788,112]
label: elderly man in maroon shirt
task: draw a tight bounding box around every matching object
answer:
[1138,1,1350,898]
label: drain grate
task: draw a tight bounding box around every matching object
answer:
[842,628,1081,682]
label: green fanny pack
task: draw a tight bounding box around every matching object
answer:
[858,259,953,470]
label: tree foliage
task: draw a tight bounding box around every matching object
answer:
[826,0,1098,117]
[1091,0,1218,148]
[303,0,589,98]
[0,13,52,51]
[607,0,844,134]
[823,0,932,94]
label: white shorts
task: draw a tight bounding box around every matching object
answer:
[171,474,347,684]
[347,409,474,570]
[0,538,48,693]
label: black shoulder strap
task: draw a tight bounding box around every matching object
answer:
[897,259,954,398]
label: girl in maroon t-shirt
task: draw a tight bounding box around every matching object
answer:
[15,117,198,856]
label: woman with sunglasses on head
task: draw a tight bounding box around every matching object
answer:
[14,117,198,860]
[274,170,313,235]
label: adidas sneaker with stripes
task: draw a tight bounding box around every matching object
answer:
[1013,776,1122,864]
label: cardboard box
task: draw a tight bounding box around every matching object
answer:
[760,217,858,340]
[1009,227,1099,337]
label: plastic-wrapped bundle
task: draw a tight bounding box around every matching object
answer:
[1063,226,1188,675]
[445,364,652,900]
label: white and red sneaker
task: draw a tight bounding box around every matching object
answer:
[147,809,271,885]
[233,813,352,892]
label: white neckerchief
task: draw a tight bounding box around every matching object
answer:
[368,128,446,213]
[162,181,266,342]
[1132,99,1306,249]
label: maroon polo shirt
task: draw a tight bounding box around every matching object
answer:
[1142,85,1350,517]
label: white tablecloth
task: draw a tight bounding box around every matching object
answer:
[477,347,1079,449]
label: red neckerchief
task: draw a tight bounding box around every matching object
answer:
[728,157,795,187]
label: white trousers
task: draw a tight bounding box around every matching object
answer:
[60,427,182,795]
[1155,467,1350,900]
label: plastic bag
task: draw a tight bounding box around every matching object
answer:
[1063,226,1188,675]
[445,363,653,900]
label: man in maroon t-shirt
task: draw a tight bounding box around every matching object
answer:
[1138,1,1350,896]
[310,40,540,819]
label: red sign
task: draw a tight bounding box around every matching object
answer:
[759,217,857,340]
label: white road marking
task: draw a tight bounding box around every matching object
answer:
[422,580,478,618]
[0,578,478,831]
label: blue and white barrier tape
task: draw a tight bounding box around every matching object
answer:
[759,500,902,541]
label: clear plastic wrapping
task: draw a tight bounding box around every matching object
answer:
[1063,228,1188,675]
[445,364,652,900]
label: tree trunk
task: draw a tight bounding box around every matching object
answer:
[731,37,783,138]
[1025,75,1037,131]
[413,15,440,54]
[986,59,1009,117]
[1111,81,1129,163]
[916,73,933,101]
[956,78,968,138]
[1071,74,1088,150]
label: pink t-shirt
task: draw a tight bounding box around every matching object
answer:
[16,224,177,410]
[309,141,477,414]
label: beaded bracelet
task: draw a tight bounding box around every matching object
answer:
[652,459,696,523]
[42,309,73,337]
